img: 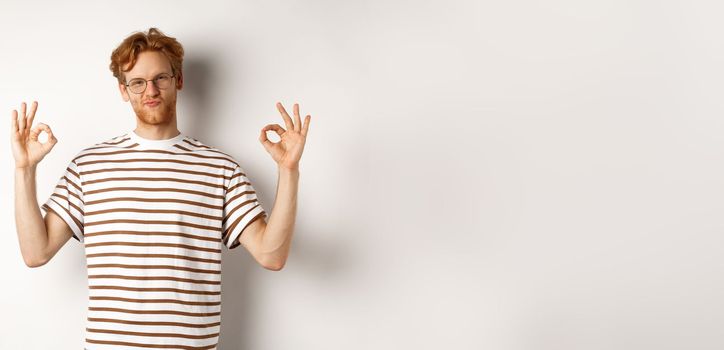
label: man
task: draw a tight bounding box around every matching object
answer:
[11,27,310,349]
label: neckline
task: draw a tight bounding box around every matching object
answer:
[128,129,187,150]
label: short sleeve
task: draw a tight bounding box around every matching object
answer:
[222,164,267,249]
[40,158,85,243]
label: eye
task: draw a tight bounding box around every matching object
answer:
[156,74,171,82]
[129,79,145,88]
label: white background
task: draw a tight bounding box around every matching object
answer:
[1,0,722,349]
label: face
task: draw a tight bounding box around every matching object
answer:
[119,50,183,126]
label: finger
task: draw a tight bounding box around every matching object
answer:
[44,124,57,144]
[262,123,286,137]
[259,125,276,151]
[29,123,50,142]
[36,124,57,146]
[19,102,26,133]
[40,125,57,152]
[276,102,295,131]
[26,101,38,131]
[301,114,311,137]
[10,110,18,136]
[293,103,301,132]
[29,126,41,141]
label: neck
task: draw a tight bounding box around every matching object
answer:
[133,123,181,140]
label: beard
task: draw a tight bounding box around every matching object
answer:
[131,96,177,126]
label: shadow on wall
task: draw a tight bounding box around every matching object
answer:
[181,54,255,349]
[181,56,216,140]
[181,52,349,349]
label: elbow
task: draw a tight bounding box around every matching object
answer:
[263,258,286,271]
[24,256,48,268]
[267,263,285,271]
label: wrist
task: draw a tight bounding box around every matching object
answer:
[279,166,299,173]
[15,165,37,173]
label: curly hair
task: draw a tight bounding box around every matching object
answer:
[109,27,184,84]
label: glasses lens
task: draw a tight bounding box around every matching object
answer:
[128,79,146,94]
[155,74,172,89]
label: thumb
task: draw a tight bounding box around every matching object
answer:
[35,123,58,153]
[259,128,275,153]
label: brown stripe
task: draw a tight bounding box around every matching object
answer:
[226,180,253,193]
[85,197,219,210]
[222,204,262,243]
[184,139,236,161]
[89,296,220,306]
[66,165,81,180]
[223,195,257,215]
[102,137,131,145]
[50,192,85,214]
[79,157,234,172]
[223,216,243,245]
[182,140,238,161]
[62,174,82,193]
[85,219,221,232]
[229,211,267,249]
[89,285,220,296]
[88,274,220,285]
[78,147,234,163]
[54,184,84,205]
[87,327,219,339]
[85,208,221,221]
[80,167,234,180]
[88,263,220,275]
[85,241,221,253]
[85,230,221,243]
[86,338,216,350]
[42,204,81,241]
[173,144,193,152]
[82,144,124,152]
[85,186,224,200]
[222,201,260,227]
[174,144,235,163]
[84,176,225,190]
[228,171,252,185]
[89,307,220,317]
[48,197,84,230]
[86,252,220,264]
[88,317,220,328]
[183,139,211,149]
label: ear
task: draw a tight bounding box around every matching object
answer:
[119,82,130,102]
[176,71,184,91]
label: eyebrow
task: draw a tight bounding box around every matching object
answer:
[127,72,172,81]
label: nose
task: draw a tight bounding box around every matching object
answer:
[144,80,160,97]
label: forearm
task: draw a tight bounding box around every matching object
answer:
[14,166,49,266]
[259,167,299,268]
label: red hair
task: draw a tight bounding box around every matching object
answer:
[109,27,184,84]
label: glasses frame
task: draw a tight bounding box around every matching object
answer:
[124,73,176,94]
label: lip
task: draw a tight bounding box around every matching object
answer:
[144,100,161,107]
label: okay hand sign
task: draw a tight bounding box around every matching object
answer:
[10,101,58,169]
[259,102,311,171]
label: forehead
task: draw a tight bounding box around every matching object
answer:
[123,51,172,80]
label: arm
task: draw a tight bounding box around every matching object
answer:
[240,101,310,271]
[15,166,73,267]
[11,101,70,267]
[238,167,299,270]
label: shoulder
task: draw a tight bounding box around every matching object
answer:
[69,132,132,163]
[178,135,243,169]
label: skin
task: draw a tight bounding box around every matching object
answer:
[11,49,312,270]
[119,50,182,140]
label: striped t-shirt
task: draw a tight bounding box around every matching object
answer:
[41,129,267,350]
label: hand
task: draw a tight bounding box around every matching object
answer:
[259,102,311,170]
[10,101,58,169]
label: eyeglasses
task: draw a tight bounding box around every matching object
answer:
[125,73,176,94]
